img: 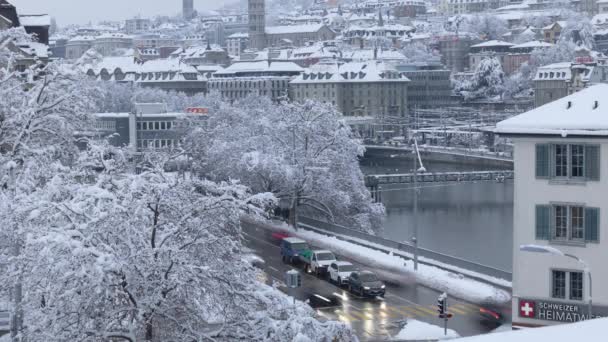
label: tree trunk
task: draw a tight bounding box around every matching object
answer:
[145,315,153,341]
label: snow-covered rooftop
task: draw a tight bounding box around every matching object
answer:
[471,40,515,48]
[291,61,410,84]
[266,24,328,35]
[19,14,51,27]
[496,84,608,136]
[534,62,572,81]
[510,41,553,49]
[213,61,303,76]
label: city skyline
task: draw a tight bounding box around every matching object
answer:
[9,0,239,25]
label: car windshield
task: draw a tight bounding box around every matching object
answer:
[291,243,309,250]
[339,265,355,272]
[359,273,378,282]
[316,252,335,261]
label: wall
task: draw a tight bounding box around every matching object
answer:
[512,137,608,326]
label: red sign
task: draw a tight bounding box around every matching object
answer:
[519,300,536,318]
[185,107,209,114]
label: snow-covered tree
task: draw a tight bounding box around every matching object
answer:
[455,57,505,101]
[1,32,357,341]
[401,42,439,63]
[186,95,385,234]
[459,14,508,40]
[560,12,595,49]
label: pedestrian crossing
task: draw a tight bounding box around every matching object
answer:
[319,302,480,323]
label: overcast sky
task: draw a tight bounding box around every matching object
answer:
[11,0,238,25]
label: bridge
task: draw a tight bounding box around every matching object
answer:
[365,170,514,201]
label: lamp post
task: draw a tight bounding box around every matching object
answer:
[520,244,593,319]
[411,135,426,271]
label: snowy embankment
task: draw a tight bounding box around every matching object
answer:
[299,222,512,289]
[247,218,511,305]
[393,320,460,341]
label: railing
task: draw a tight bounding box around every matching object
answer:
[366,144,514,162]
[365,170,514,186]
[298,216,512,282]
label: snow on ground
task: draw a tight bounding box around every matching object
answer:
[393,320,460,341]
[250,218,511,305]
[299,222,512,289]
[454,317,608,341]
[0,334,9,342]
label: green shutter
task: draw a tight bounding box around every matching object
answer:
[585,145,600,181]
[536,205,551,240]
[585,207,599,243]
[536,144,550,178]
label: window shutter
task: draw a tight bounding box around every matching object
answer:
[536,144,550,178]
[585,145,600,181]
[536,205,551,240]
[585,207,599,243]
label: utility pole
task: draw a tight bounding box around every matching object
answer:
[412,150,418,271]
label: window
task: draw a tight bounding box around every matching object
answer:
[552,270,566,299]
[571,206,584,240]
[536,205,599,243]
[555,144,568,177]
[554,205,568,239]
[536,143,600,181]
[570,272,583,300]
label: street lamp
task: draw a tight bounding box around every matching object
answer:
[411,135,426,271]
[520,244,593,319]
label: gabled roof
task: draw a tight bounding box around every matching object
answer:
[496,84,608,136]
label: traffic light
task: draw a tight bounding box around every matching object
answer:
[437,298,446,317]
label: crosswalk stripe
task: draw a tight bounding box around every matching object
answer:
[386,306,414,318]
[417,306,439,315]
[348,310,370,321]
[448,306,468,315]
[400,306,427,317]
[453,303,479,313]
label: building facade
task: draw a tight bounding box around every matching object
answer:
[433,33,479,72]
[290,61,409,125]
[534,62,608,107]
[208,60,303,101]
[226,32,249,56]
[496,84,608,329]
[397,63,452,109]
[125,18,152,34]
[65,36,94,59]
[93,33,133,56]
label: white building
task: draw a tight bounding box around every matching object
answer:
[93,33,133,56]
[125,18,152,34]
[226,32,249,56]
[496,84,608,328]
[65,36,95,60]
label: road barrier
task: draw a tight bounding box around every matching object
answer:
[298,217,512,283]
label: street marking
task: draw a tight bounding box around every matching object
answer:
[348,310,370,321]
[268,266,280,273]
[416,306,437,315]
[400,306,427,317]
[448,306,468,315]
[386,306,413,318]
[242,232,279,249]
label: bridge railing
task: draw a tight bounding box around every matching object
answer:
[298,216,512,282]
[366,170,514,186]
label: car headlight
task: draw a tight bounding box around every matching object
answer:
[364,286,370,290]
[381,285,386,289]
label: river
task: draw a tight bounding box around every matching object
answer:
[360,155,514,272]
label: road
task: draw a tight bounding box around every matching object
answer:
[242,221,510,341]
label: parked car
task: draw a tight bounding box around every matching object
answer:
[299,250,336,276]
[280,237,310,264]
[348,271,385,297]
[328,261,357,286]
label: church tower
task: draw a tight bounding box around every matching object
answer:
[248,0,266,50]
[183,0,195,20]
